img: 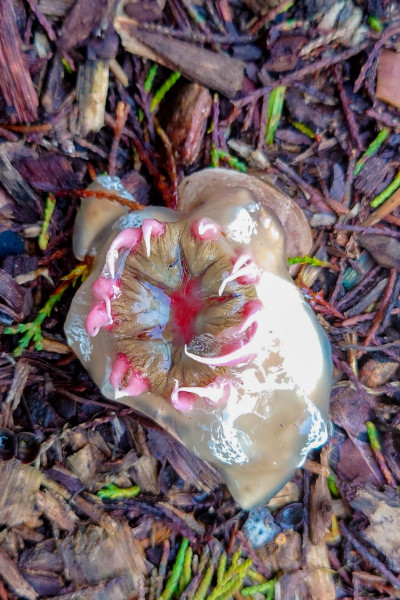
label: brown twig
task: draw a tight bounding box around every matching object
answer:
[338,313,376,328]
[365,421,397,488]
[334,223,400,239]
[0,123,52,133]
[154,117,179,210]
[361,269,398,351]
[108,101,130,177]
[333,64,364,151]
[257,92,268,151]
[235,42,370,108]
[354,22,400,93]
[275,159,336,214]
[105,111,173,208]
[362,187,400,227]
[344,148,358,207]
[339,521,400,590]
[367,107,400,129]
[249,0,296,34]
[25,0,57,41]
[57,188,144,211]
[132,19,253,44]
[301,284,344,319]
[336,266,382,311]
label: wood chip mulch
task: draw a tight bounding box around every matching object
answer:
[0,0,400,599]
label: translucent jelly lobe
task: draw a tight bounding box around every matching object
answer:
[65,179,332,509]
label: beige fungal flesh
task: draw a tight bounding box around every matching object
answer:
[65,168,331,509]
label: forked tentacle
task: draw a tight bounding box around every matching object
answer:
[185,302,262,367]
[106,228,142,278]
[171,377,232,410]
[141,219,166,257]
[85,303,111,337]
[218,254,260,296]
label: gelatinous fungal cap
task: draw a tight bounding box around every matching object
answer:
[73,175,132,260]
[65,168,332,509]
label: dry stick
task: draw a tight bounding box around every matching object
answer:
[274,159,335,214]
[301,470,311,569]
[249,0,296,34]
[362,187,400,227]
[133,20,253,44]
[0,122,51,133]
[108,101,130,176]
[156,540,171,599]
[333,64,364,151]
[58,188,144,212]
[235,43,370,108]
[302,283,344,319]
[366,107,400,129]
[365,421,397,488]
[257,92,269,151]
[335,223,400,239]
[329,549,353,586]
[339,312,376,327]
[332,354,378,412]
[329,259,346,305]
[354,21,400,93]
[361,269,398,350]
[105,112,172,208]
[336,265,382,311]
[344,148,358,207]
[0,578,8,600]
[0,545,37,600]
[382,274,400,330]
[25,0,57,41]
[383,213,400,227]
[154,117,179,209]
[339,521,400,590]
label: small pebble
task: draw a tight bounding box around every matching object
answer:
[0,230,24,259]
[243,506,281,549]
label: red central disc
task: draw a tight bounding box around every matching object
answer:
[169,277,204,345]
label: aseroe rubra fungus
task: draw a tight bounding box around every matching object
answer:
[65,169,332,509]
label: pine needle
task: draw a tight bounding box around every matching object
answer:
[354,127,389,176]
[97,483,140,499]
[150,71,181,112]
[159,538,190,600]
[4,261,91,357]
[143,64,158,93]
[242,576,277,598]
[193,563,214,600]
[38,193,56,251]
[210,145,247,172]
[265,86,286,145]
[178,545,193,595]
[370,170,400,208]
[287,255,331,268]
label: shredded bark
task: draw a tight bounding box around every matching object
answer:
[1,0,400,598]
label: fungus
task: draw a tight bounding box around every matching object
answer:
[65,168,332,509]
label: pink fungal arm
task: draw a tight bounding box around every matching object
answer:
[191,218,222,241]
[141,219,166,256]
[106,227,142,278]
[85,277,121,337]
[171,377,232,410]
[110,353,149,398]
[218,254,260,295]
